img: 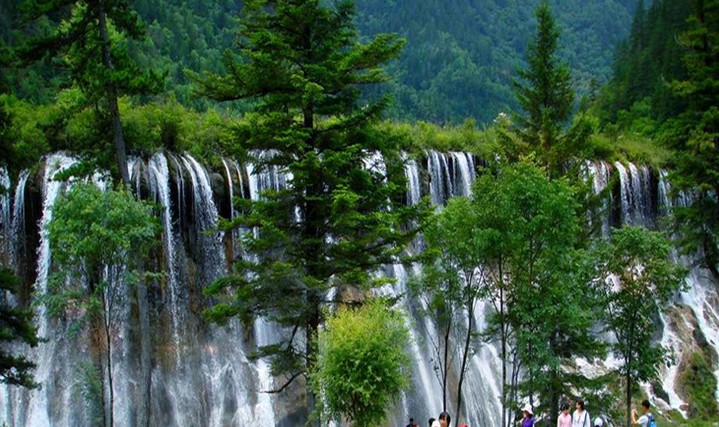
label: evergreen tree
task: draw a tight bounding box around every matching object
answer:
[16,0,162,184]
[0,268,39,389]
[597,0,692,127]
[196,0,425,422]
[667,0,719,280]
[512,2,576,176]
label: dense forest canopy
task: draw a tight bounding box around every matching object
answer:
[1,0,637,123]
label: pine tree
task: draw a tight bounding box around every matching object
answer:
[668,0,719,280]
[513,2,575,176]
[16,0,162,184]
[196,0,425,422]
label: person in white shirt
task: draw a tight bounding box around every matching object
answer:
[632,400,654,427]
[572,400,590,427]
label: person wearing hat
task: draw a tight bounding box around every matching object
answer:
[520,404,535,427]
[593,416,604,427]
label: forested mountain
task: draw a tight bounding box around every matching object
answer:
[0,0,637,123]
[597,0,693,127]
[356,0,637,122]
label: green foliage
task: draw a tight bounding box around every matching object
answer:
[199,2,428,414]
[311,301,410,427]
[681,351,719,420]
[418,161,601,425]
[0,94,51,174]
[2,0,638,123]
[16,0,164,183]
[0,268,40,388]
[120,97,235,161]
[357,0,637,123]
[47,184,160,324]
[413,195,487,416]
[595,226,686,425]
[475,162,601,422]
[510,2,595,177]
[596,0,691,127]
[374,119,499,158]
[665,0,719,280]
[77,362,104,426]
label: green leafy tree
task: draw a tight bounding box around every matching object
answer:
[310,301,410,426]
[17,0,162,184]
[47,184,160,427]
[667,0,719,280]
[413,196,488,422]
[596,226,685,427]
[468,162,600,427]
[196,0,425,422]
[0,268,39,388]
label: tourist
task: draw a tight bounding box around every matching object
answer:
[428,417,436,427]
[632,400,655,427]
[438,411,451,427]
[572,400,591,427]
[558,403,572,427]
[520,404,534,427]
[593,415,604,427]
[407,417,418,427]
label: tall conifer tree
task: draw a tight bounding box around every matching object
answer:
[17,0,161,184]
[669,0,719,279]
[196,0,425,421]
[513,2,576,176]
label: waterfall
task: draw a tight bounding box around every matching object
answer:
[587,161,612,235]
[0,167,10,262]
[2,153,719,426]
[9,171,29,271]
[23,154,78,427]
[428,151,452,206]
[450,152,474,197]
[148,153,183,346]
[404,158,422,206]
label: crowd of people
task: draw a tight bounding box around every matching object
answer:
[406,399,656,427]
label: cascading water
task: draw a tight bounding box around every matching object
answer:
[428,151,453,206]
[0,167,10,262]
[450,152,474,197]
[9,170,29,273]
[1,153,718,426]
[404,158,422,207]
[586,161,612,235]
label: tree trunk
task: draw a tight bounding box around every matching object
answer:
[137,279,152,427]
[103,293,114,427]
[442,318,451,412]
[548,332,560,427]
[456,295,475,427]
[98,0,130,185]
[549,368,560,426]
[305,305,320,427]
[625,353,633,427]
